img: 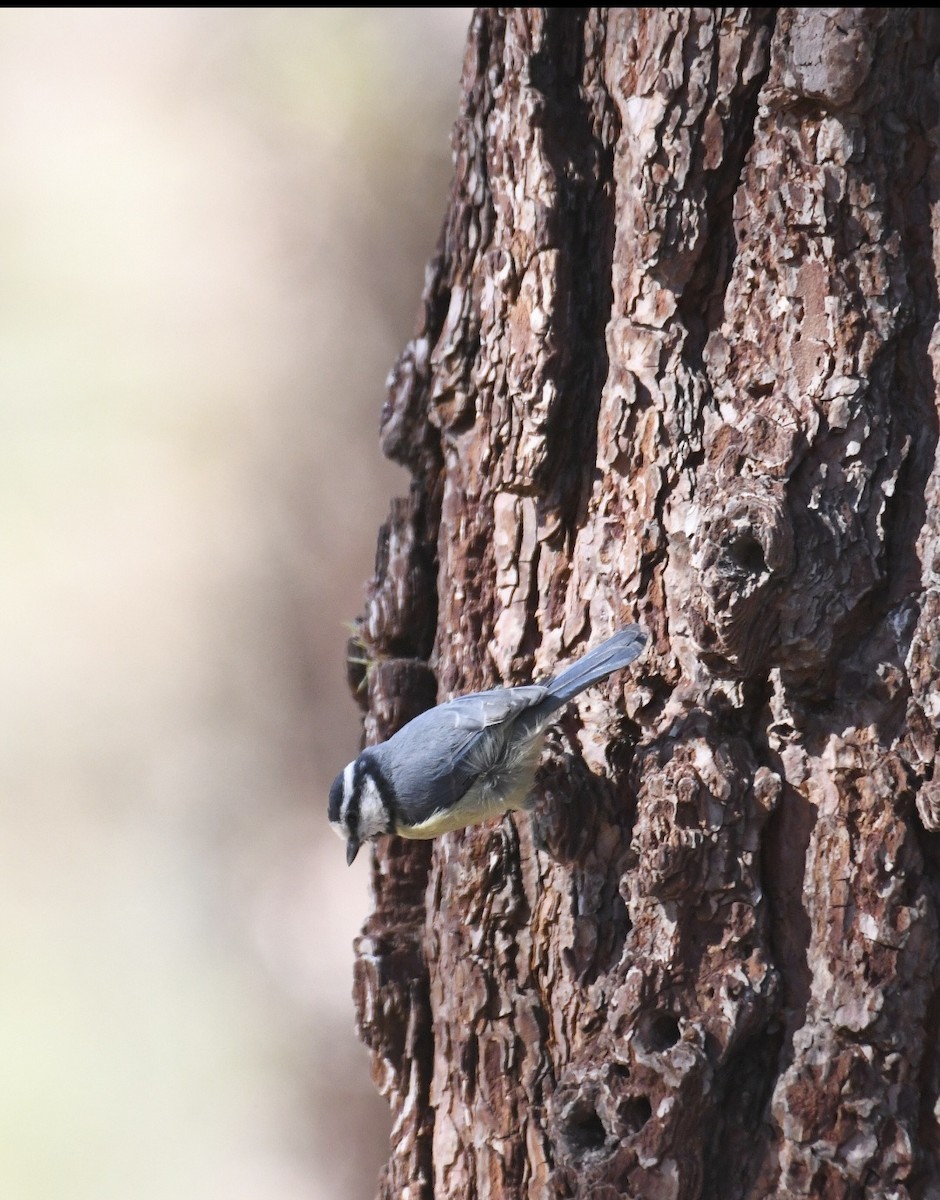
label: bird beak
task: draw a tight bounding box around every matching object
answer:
[346,837,361,866]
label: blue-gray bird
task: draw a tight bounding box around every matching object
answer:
[329,625,647,864]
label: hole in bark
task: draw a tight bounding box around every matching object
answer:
[698,624,718,648]
[746,379,774,398]
[637,1011,681,1051]
[617,1095,652,1136]
[562,1101,608,1155]
[727,532,766,575]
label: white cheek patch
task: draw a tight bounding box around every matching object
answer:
[339,762,356,826]
[357,774,388,840]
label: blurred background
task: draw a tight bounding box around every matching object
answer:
[0,9,469,1199]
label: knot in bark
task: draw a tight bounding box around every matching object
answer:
[688,479,795,677]
[549,1025,709,1195]
[768,8,879,110]
[549,1061,652,1171]
[631,760,713,901]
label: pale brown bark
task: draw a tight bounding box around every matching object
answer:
[346,9,940,1199]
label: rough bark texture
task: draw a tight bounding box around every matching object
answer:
[346,10,940,1199]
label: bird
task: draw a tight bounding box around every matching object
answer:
[328,625,647,864]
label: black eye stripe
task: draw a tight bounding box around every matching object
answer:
[328,774,344,823]
[365,758,394,827]
[348,753,396,840]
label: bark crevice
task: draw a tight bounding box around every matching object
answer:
[347,10,940,1198]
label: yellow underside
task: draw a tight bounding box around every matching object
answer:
[395,769,538,840]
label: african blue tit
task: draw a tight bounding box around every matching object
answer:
[329,625,647,863]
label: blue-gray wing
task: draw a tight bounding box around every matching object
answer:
[435,685,549,792]
[442,685,550,732]
[379,685,550,818]
[418,685,549,772]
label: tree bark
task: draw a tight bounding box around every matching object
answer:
[346,9,940,1199]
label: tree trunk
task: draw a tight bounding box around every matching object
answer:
[346,9,940,1198]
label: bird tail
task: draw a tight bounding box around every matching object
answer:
[544,625,647,706]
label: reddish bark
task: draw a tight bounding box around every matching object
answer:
[346,10,940,1198]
